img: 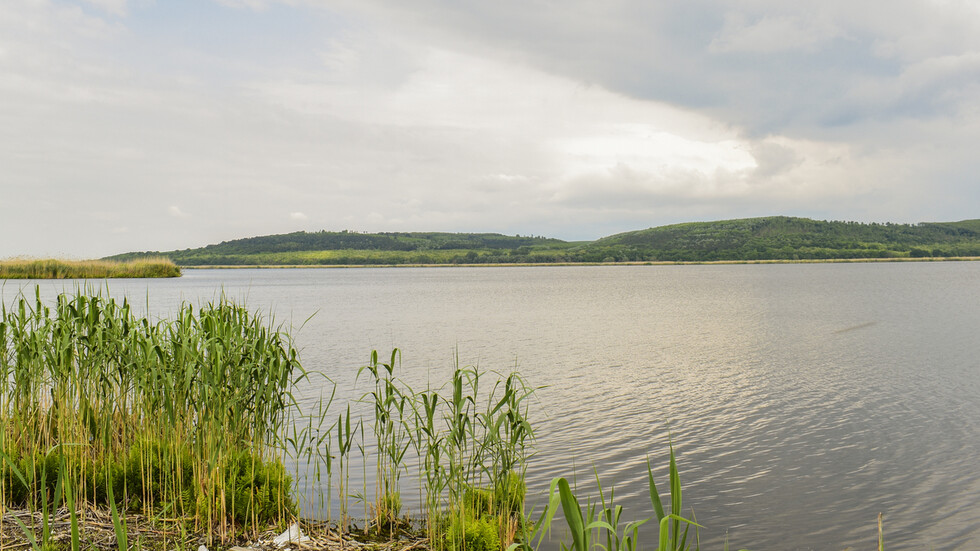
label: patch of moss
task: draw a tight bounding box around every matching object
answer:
[2,440,295,527]
[222,448,296,524]
[445,514,501,551]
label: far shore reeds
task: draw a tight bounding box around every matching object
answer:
[0,258,180,279]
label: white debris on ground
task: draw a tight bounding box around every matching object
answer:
[273,522,312,548]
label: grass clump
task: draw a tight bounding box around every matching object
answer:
[0,286,300,543]
[0,257,180,279]
[445,513,501,551]
[320,350,536,549]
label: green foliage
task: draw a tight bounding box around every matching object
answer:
[102,217,980,266]
[513,448,725,551]
[0,287,301,541]
[358,349,410,533]
[327,351,536,549]
[647,443,695,551]
[588,216,980,262]
[105,231,572,266]
[222,448,296,524]
[445,513,502,551]
[465,472,526,519]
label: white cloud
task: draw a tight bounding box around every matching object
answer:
[708,13,843,54]
[168,206,190,218]
[82,0,128,17]
[213,0,277,11]
[3,0,980,258]
[290,212,308,220]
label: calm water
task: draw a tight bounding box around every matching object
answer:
[6,263,980,550]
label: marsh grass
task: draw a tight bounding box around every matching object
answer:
[3,288,871,551]
[0,258,180,279]
[1,286,300,545]
[0,292,740,551]
[323,350,537,550]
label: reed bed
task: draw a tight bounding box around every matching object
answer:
[1,287,299,546]
[3,286,882,551]
[0,258,180,279]
[287,349,537,550]
[0,287,541,550]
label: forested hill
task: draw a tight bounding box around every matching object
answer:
[586,217,980,261]
[106,231,575,265]
[106,217,980,265]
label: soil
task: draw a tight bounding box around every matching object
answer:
[0,508,428,551]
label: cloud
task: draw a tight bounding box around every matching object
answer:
[325,0,980,134]
[213,0,277,11]
[290,212,308,220]
[708,13,843,54]
[3,0,980,258]
[82,0,128,17]
[168,206,190,218]
[841,51,980,121]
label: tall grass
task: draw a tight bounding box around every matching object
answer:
[3,287,800,551]
[0,258,180,279]
[315,350,537,550]
[0,286,300,543]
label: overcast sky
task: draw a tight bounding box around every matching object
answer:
[3,0,979,258]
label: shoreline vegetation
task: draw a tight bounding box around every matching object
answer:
[0,258,180,279]
[175,255,980,269]
[0,287,886,551]
[104,216,980,267]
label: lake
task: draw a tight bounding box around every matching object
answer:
[6,262,980,550]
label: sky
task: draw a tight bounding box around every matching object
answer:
[2,0,979,258]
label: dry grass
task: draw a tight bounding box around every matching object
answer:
[0,506,429,551]
[0,258,180,279]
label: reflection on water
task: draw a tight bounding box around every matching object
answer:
[6,262,980,549]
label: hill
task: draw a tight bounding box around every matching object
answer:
[582,216,980,262]
[106,231,579,265]
[105,217,980,265]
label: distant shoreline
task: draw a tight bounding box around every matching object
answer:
[179,256,980,269]
[0,258,181,279]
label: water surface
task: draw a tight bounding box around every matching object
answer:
[7,262,979,550]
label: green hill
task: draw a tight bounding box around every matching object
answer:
[105,217,980,266]
[581,216,980,262]
[106,231,578,265]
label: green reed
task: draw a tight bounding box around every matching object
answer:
[512,446,756,551]
[357,349,410,533]
[1,287,774,551]
[0,258,180,279]
[0,286,301,544]
[294,349,538,549]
